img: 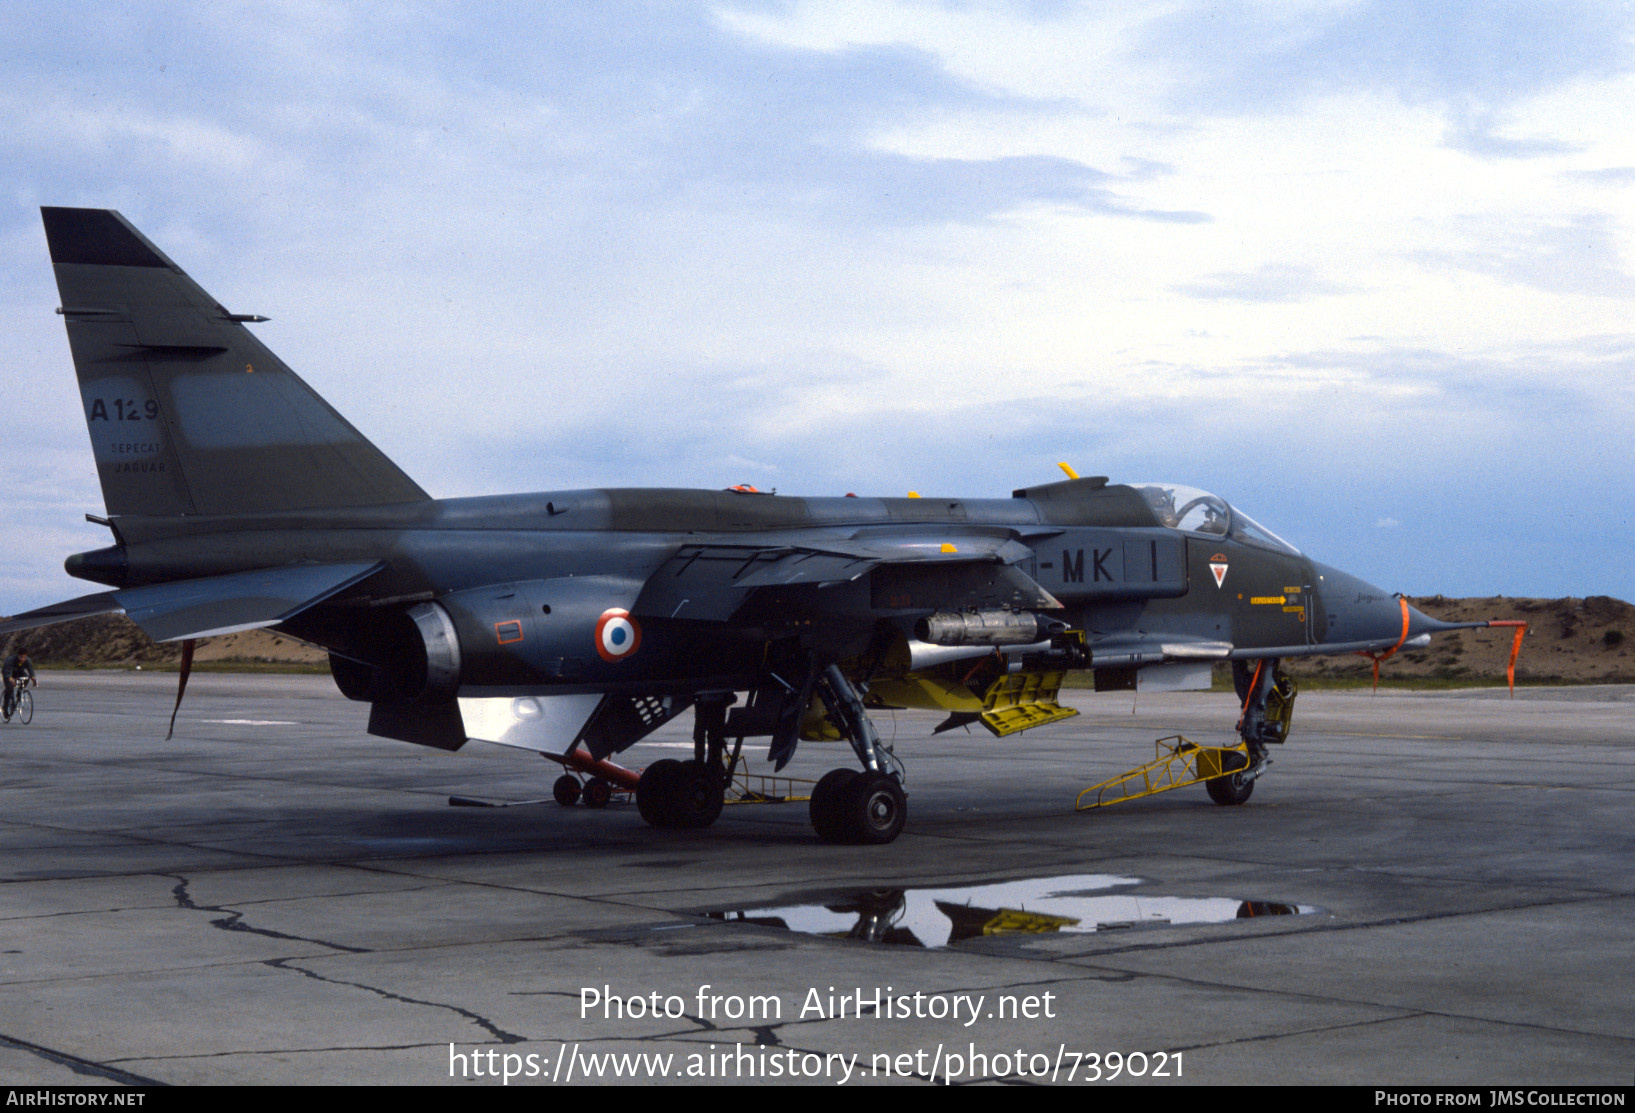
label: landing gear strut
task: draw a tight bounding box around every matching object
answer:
[808,665,907,845]
[1218,658,1297,806]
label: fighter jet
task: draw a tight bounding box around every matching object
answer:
[1,207,1488,845]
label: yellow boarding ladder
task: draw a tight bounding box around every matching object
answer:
[1076,736,1249,810]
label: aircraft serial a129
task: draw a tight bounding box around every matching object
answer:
[2,207,1504,845]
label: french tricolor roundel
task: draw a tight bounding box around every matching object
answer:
[594,608,642,662]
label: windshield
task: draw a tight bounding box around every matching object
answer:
[1230,509,1301,555]
[1129,483,1301,555]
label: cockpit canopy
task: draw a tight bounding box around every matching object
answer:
[1129,483,1301,555]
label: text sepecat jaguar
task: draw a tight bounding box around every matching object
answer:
[3,207,1496,844]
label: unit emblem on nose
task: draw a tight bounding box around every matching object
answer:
[1209,554,1229,589]
[594,608,642,662]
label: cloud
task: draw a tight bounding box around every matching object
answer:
[1443,108,1577,159]
[1413,213,1635,298]
[1172,263,1353,303]
[1569,166,1635,184]
[1144,0,1634,115]
[0,3,1147,240]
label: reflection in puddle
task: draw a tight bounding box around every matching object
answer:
[707,874,1315,948]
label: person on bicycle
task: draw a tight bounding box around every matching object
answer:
[3,647,36,721]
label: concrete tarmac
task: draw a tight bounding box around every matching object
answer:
[0,673,1630,1087]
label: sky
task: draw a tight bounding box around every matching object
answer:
[2,1,1632,612]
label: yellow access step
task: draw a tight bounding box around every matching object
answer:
[979,670,1079,737]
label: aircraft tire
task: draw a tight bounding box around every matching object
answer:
[637,759,684,827]
[582,777,613,809]
[553,775,582,807]
[836,771,907,845]
[809,769,859,843]
[671,760,725,828]
[1206,751,1254,806]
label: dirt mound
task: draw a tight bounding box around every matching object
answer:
[1,614,327,669]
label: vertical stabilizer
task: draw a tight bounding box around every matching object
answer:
[42,207,429,517]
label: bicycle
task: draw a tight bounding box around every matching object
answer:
[2,678,32,725]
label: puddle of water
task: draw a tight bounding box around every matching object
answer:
[707,874,1315,948]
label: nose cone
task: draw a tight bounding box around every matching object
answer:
[1311,561,1444,648]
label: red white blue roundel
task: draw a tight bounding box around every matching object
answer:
[594,608,642,662]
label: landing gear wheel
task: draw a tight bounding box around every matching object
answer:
[637,759,683,827]
[582,777,613,809]
[671,760,724,828]
[1206,750,1255,806]
[840,771,907,845]
[809,768,860,844]
[552,775,582,807]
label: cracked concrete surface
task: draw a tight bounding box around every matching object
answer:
[0,673,1630,1085]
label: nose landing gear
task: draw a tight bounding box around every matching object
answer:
[1077,658,1297,811]
[1226,658,1294,803]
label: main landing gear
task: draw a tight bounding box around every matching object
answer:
[636,693,733,829]
[636,758,725,828]
[808,768,906,845]
[807,664,907,845]
[635,666,908,844]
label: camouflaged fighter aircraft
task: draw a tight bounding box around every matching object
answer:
[2,207,1490,845]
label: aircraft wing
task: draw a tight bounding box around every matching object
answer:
[0,562,383,643]
[633,530,1058,621]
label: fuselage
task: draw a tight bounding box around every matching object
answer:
[65,481,1425,698]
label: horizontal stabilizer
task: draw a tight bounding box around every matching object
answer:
[0,592,124,636]
[114,561,384,642]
